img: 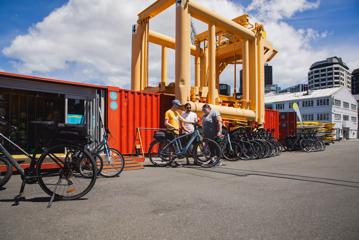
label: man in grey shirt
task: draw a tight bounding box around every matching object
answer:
[201,104,224,139]
[201,104,224,166]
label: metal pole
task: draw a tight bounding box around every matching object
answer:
[208,23,216,104]
[175,0,191,104]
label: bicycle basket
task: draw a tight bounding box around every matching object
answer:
[154,131,166,141]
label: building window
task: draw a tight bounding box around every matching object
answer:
[352,116,357,122]
[276,103,284,110]
[302,100,313,107]
[343,102,349,109]
[317,113,329,121]
[334,114,341,121]
[334,99,341,107]
[303,114,314,121]
[265,104,273,109]
[343,115,349,121]
[351,104,356,111]
[316,98,330,106]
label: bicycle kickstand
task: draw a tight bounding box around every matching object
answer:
[47,176,62,208]
[13,180,26,206]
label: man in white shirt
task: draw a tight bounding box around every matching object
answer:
[181,103,198,133]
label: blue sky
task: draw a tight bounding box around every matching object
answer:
[284,0,359,47]
[0,0,358,87]
[0,0,67,69]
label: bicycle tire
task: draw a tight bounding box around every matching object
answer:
[74,151,103,178]
[148,139,175,167]
[37,144,97,200]
[239,141,256,160]
[300,139,313,152]
[193,138,222,168]
[94,153,104,176]
[222,141,241,161]
[0,157,12,188]
[98,148,125,177]
[252,140,265,159]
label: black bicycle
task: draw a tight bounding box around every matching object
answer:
[148,124,222,168]
[0,117,97,207]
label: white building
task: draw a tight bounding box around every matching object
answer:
[308,56,351,91]
[265,87,358,139]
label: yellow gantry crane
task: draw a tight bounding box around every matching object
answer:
[131,0,277,125]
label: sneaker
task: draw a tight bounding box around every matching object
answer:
[215,160,225,167]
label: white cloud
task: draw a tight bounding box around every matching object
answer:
[247,0,320,21]
[2,0,355,89]
[245,0,331,86]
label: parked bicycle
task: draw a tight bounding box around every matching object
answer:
[148,123,222,168]
[0,117,97,207]
[86,128,125,177]
[283,131,325,152]
[230,127,282,160]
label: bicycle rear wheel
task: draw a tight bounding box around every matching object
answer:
[194,138,222,168]
[0,157,12,188]
[98,148,125,177]
[37,145,97,200]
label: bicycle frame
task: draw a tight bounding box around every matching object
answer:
[165,128,201,158]
[0,133,32,176]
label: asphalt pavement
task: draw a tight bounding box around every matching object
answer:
[1,139,359,240]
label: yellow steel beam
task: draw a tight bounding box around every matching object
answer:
[189,102,256,120]
[248,37,258,118]
[207,24,216,104]
[242,40,249,104]
[263,40,278,62]
[216,41,242,59]
[161,46,167,86]
[175,2,191,104]
[257,33,265,124]
[188,1,255,41]
[131,25,141,91]
[195,15,252,43]
[148,30,202,57]
[200,47,208,87]
[138,0,176,21]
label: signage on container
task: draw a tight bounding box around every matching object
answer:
[109,91,118,110]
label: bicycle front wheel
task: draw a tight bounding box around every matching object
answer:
[222,141,241,161]
[148,139,175,167]
[0,157,12,188]
[98,148,125,177]
[37,145,97,200]
[194,138,222,168]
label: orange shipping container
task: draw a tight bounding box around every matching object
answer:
[106,87,160,155]
[264,109,279,139]
[279,112,297,140]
